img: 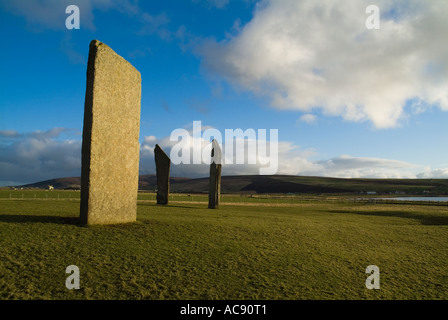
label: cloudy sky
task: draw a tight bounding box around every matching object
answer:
[1,0,447,186]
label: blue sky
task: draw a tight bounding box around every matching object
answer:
[1,0,447,186]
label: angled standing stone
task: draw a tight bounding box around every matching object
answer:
[154,144,170,205]
[80,40,141,225]
[208,139,222,209]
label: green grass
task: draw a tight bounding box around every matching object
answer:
[1,198,447,300]
[0,190,80,199]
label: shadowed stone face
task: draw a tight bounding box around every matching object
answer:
[80,40,141,225]
[208,139,222,209]
[155,144,170,205]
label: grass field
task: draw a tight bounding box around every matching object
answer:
[1,195,447,300]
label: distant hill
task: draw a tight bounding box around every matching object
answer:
[16,175,448,195]
[18,177,82,190]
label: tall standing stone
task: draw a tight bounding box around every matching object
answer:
[80,40,141,225]
[154,144,170,205]
[208,139,222,209]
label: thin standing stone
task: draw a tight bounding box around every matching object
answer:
[208,139,222,209]
[154,144,170,205]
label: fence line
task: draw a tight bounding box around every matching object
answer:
[2,191,447,206]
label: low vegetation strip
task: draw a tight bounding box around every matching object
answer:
[10,175,448,195]
[2,190,447,207]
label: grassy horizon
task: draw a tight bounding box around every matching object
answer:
[1,198,447,300]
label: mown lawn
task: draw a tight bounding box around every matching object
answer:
[0,199,447,300]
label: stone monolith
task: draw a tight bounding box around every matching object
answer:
[208,139,222,209]
[154,144,170,205]
[80,40,141,225]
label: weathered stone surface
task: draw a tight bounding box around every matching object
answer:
[154,144,170,205]
[80,40,141,225]
[208,139,222,209]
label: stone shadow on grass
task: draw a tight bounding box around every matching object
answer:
[138,203,208,210]
[0,214,80,225]
[329,209,448,226]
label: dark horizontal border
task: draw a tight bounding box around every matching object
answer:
[0,300,440,318]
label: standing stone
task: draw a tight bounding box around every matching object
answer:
[80,40,141,225]
[154,144,170,205]
[208,139,222,209]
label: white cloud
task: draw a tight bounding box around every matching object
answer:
[138,11,171,39]
[192,0,229,9]
[30,127,73,139]
[0,130,20,138]
[139,125,445,179]
[139,124,288,177]
[417,167,448,179]
[312,155,418,179]
[0,128,81,185]
[144,135,157,143]
[2,126,447,186]
[298,114,317,124]
[198,0,448,128]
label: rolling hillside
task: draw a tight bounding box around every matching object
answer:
[14,175,448,195]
